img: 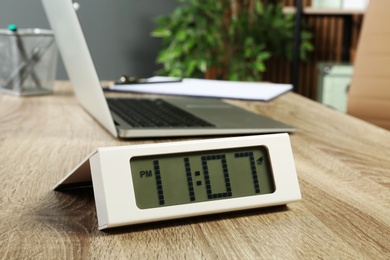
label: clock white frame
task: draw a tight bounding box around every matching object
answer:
[54,133,301,230]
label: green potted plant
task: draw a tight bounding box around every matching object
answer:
[152,0,313,81]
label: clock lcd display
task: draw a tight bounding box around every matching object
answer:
[130,146,275,209]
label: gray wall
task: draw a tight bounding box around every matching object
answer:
[0,0,177,80]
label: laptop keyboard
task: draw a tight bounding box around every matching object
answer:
[107,98,215,128]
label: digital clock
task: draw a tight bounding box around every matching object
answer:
[55,133,301,230]
[130,146,275,209]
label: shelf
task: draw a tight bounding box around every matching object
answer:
[287,2,366,93]
[283,6,365,15]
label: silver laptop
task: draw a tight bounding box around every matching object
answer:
[41,0,295,138]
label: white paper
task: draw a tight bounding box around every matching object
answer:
[108,77,292,101]
[342,0,369,10]
[144,76,181,82]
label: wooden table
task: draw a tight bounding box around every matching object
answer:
[1,81,389,258]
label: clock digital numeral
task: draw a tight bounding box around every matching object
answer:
[201,154,232,200]
[153,160,165,205]
[184,158,196,202]
[234,152,261,194]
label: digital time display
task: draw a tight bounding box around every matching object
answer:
[130,146,275,209]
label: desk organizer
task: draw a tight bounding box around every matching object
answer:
[0,28,57,95]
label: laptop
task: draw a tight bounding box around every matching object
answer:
[41,0,295,138]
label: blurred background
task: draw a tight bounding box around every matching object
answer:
[0,0,365,100]
[0,0,178,81]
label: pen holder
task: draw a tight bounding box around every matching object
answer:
[0,28,57,96]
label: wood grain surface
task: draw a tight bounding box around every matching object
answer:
[0,81,389,259]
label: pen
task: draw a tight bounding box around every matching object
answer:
[114,75,182,85]
[8,24,42,89]
[103,75,182,92]
[116,75,147,84]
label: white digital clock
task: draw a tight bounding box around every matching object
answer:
[55,133,301,230]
